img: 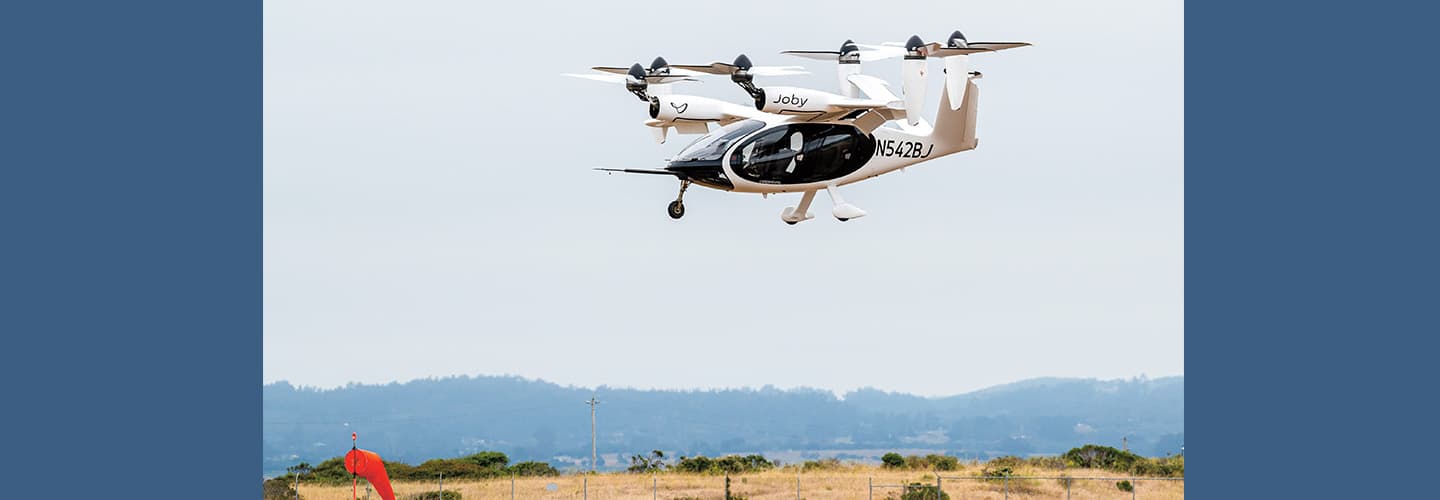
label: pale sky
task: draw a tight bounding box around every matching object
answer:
[263,0,1184,397]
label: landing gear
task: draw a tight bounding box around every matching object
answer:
[668,180,691,220]
[825,184,867,222]
[780,190,818,225]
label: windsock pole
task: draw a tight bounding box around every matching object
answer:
[352,432,359,500]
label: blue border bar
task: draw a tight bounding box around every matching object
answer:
[1187,1,1437,497]
[3,2,259,496]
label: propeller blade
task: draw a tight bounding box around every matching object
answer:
[670,63,736,75]
[749,66,808,76]
[591,66,635,75]
[780,50,841,61]
[966,42,1032,51]
[563,72,698,85]
[562,73,629,83]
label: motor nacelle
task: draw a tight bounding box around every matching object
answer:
[648,95,735,123]
[753,86,854,115]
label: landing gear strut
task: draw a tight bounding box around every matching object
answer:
[668,180,691,219]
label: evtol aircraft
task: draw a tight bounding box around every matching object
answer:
[565,31,1028,224]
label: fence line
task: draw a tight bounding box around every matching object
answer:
[377,472,1185,499]
[926,475,1185,500]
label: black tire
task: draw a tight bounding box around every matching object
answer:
[784,220,798,225]
[667,201,685,219]
[838,218,850,222]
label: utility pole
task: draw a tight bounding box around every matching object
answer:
[585,396,600,472]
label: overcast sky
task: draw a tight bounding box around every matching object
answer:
[263,0,1183,397]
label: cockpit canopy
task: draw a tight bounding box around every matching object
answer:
[728,123,874,184]
[669,119,876,187]
[672,119,766,162]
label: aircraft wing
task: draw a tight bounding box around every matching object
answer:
[847,74,899,103]
[594,167,682,177]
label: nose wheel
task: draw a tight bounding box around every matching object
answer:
[667,180,691,220]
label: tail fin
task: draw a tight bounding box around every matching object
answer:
[930,75,980,153]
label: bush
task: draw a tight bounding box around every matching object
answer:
[628,450,667,473]
[1116,480,1134,492]
[985,456,1023,470]
[405,491,461,500]
[1063,445,1142,472]
[262,477,298,500]
[508,461,559,477]
[801,458,844,471]
[1025,456,1065,470]
[901,483,950,500]
[459,451,509,469]
[306,457,354,485]
[674,454,774,474]
[1132,455,1184,477]
[1062,444,1183,477]
[979,457,1015,485]
[926,455,959,471]
[882,453,958,471]
[414,459,491,479]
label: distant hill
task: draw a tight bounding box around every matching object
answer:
[263,375,1182,476]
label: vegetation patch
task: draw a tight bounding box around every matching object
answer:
[673,454,776,474]
[404,491,461,500]
[900,483,950,500]
[880,452,960,471]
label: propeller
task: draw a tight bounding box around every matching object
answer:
[874,31,1031,110]
[780,39,903,99]
[671,54,807,100]
[872,30,1033,57]
[900,35,928,126]
[671,54,807,77]
[563,57,700,102]
[781,39,905,63]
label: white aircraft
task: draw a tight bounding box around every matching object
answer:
[565,31,1028,224]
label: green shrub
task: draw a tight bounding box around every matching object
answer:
[979,460,1014,485]
[881,453,905,469]
[508,461,559,477]
[629,450,667,473]
[1063,445,1142,472]
[1025,456,1065,470]
[1116,480,1134,492]
[926,455,959,471]
[414,459,491,479]
[405,491,461,500]
[1132,455,1184,477]
[674,454,774,474]
[900,483,950,500]
[801,458,843,471]
[1062,444,1183,477]
[262,477,298,500]
[459,451,509,469]
[985,456,1023,470]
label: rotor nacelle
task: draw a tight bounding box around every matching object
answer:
[753,86,869,116]
[648,94,734,123]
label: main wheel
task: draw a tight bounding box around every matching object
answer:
[667,200,685,219]
[784,220,798,225]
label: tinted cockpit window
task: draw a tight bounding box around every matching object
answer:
[672,119,766,162]
[729,123,874,184]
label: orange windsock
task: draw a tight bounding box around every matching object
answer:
[344,448,396,500]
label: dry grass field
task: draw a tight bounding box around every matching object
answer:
[292,465,1183,500]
